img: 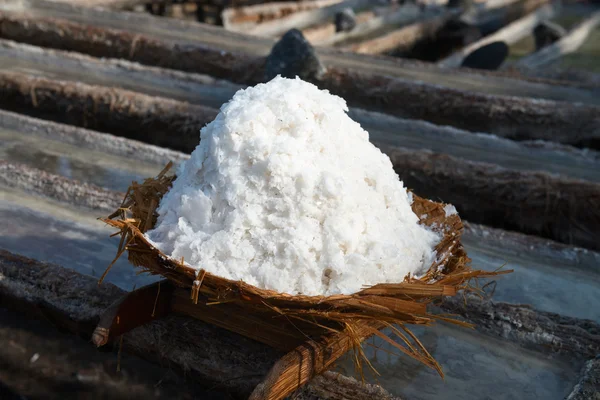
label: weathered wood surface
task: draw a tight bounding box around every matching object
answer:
[222,0,342,30]
[2,249,599,378]
[565,357,600,400]
[4,122,600,252]
[311,3,424,47]
[344,0,549,56]
[0,306,227,400]
[0,72,217,153]
[0,250,400,400]
[1,41,599,181]
[0,161,122,211]
[515,10,600,69]
[340,9,456,55]
[0,108,188,165]
[1,0,598,104]
[352,108,600,183]
[47,0,166,9]
[439,295,600,359]
[0,38,242,108]
[242,0,372,37]
[438,3,556,68]
[317,69,600,148]
[1,52,598,150]
[382,146,600,250]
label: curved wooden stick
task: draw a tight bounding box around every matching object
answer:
[92,280,175,347]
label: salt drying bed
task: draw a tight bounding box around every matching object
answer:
[1,115,599,398]
[0,187,156,291]
[2,112,600,321]
[0,184,591,399]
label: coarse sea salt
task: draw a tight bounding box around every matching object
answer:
[146,76,440,296]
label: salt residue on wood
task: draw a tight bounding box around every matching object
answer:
[146,76,439,296]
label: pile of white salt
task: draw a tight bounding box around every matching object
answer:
[146,76,440,296]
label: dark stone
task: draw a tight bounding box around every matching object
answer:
[461,41,509,70]
[400,19,481,61]
[534,21,566,51]
[144,2,166,16]
[447,0,474,9]
[334,8,357,33]
[264,29,326,82]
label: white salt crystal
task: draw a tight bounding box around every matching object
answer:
[444,204,457,217]
[146,77,440,296]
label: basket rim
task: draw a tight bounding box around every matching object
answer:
[100,163,502,306]
[99,162,509,377]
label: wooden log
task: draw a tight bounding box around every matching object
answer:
[0,71,218,153]
[301,9,375,44]
[339,10,456,55]
[222,0,342,31]
[2,40,600,174]
[438,3,556,68]
[565,357,600,400]
[243,0,372,37]
[0,11,266,84]
[311,4,428,47]
[3,46,599,150]
[382,145,600,250]
[319,68,600,148]
[0,161,122,211]
[4,110,600,252]
[351,108,600,183]
[1,0,598,106]
[439,295,600,359]
[515,11,600,69]
[48,0,167,9]
[0,108,188,166]
[0,38,242,109]
[0,307,222,400]
[0,249,400,400]
[341,0,548,56]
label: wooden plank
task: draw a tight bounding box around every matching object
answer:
[0,161,122,211]
[48,0,166,9]
[339,10,456,55]
[0,71,218,153]
[515,11,600,69]
[1,41,599,181]
[0,249,400,400]
[3,111,600,252]
[438,3,557,68]
[244,0,372,37]
[0,108,188,166]
[565,358,600,400]
[0,42,597,148]
[222,0,342,31]
[0,306,222,400]
[439,295,600,359]
[318,69,600,148]
[0,0,597,103]
[3,247,599,364]
[382,145,600,251]
[311,4,429,47]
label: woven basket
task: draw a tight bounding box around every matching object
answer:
[101,162,502,398]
